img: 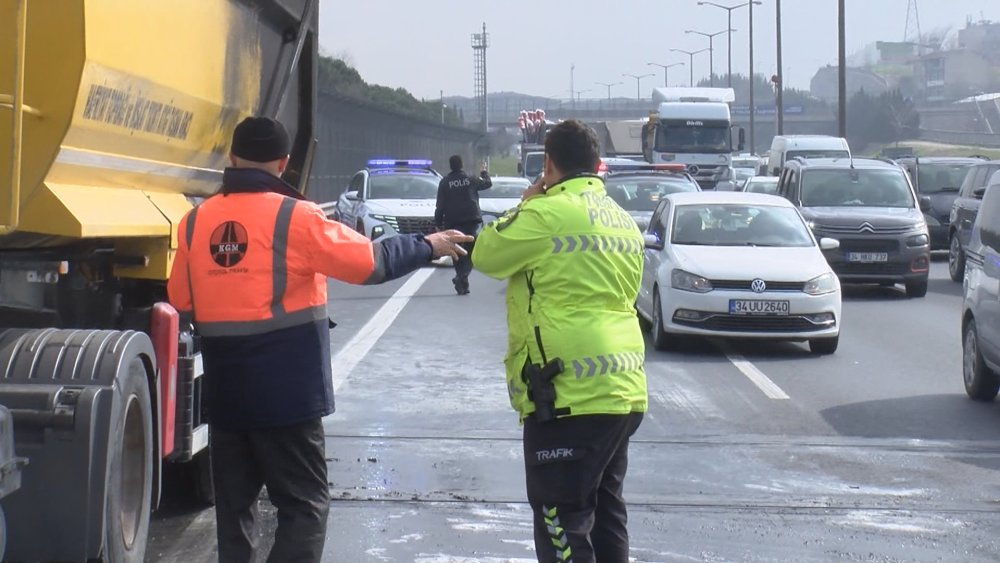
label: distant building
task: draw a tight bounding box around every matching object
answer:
[809,66,889,103]
[914,49,996,103]
[957,19,1000,65]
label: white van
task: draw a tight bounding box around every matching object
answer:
[767,135,851,175]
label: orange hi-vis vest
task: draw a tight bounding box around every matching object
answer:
[169,192,380,336]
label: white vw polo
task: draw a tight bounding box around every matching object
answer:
[635,192,843,355]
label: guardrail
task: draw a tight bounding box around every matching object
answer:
[918,129,1000,149]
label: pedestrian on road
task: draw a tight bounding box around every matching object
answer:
[167,116,472,563]
[472,120,648,563]
[435,154,492,295]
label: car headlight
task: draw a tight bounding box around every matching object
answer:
[803,272,839,296]
[906,233,929,247]
[671,269,713,293]
[369,214,398,229]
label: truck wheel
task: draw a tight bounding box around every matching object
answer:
[104,357,153,563]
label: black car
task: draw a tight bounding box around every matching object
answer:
[775,158,931,297]
[603,166,700,231]
[948,161,1000,282]
[896,157,984,251]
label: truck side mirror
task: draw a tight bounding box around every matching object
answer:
[517,162,524,175]
[738,128,746,152]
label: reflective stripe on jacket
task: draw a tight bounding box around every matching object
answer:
[472,174,648,421]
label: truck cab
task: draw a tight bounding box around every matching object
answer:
[644,88,744,190]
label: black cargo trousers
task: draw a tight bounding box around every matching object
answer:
[211,417,329,563]
[523,412,644,563]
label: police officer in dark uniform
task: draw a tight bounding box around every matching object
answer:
[435,154,492,294]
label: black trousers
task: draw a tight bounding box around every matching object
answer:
[523,412,644,563]
[210,418,330,563]
[449,221,480,290]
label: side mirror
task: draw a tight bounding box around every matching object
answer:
[643,233,664,250]
[517,162,524,175]
[345,190,360,201]
[738,128,746,152]
[919,195,932,212]
[819,237,840,251]
[974,186,987,199]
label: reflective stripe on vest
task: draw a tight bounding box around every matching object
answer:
[189,197,327,337]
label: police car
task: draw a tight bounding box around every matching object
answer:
[336,159,442,241]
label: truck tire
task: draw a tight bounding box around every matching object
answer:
[103,357,153,563]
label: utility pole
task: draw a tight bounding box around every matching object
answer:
[570,64,576,108]
[685,29,734,87]
[775,0,784,135]
[838,0,847,138]
[648,62,685,87]
[440,89,445,125]
[748,1,756,154]
[670,48,709,87]
[471,23,489,133]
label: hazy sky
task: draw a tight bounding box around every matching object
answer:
[319,1,1000,100]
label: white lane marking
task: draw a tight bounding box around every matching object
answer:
[718,344,790,400]
[331,267,435,392]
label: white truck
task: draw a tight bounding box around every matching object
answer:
[643,87,745,190]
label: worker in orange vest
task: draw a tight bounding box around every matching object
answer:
[167,116,471,563]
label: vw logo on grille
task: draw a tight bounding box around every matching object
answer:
[750,279,767,293]
[687,164,700,174]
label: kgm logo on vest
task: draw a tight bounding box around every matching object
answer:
[209,221,249,268]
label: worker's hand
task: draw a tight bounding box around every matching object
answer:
[426,230,474,259]
[522,176,546,201]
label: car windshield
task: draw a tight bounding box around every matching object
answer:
[733,168,755,182]
[671,203,814,247]
[524,153,544,178]
[745,179,779,194]
[916,163,973,193]
[800,168,914,208]
[367,173,439,199]
[655,123,730,154]
[605,176,699,211]
[671,204,814,247]
[786,149,850,162]
[485,179,530,198]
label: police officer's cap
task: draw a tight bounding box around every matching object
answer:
[231,117,290,163]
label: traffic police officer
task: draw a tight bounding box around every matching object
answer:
[473,120,648,563]
[167,117,471,563]
[435,154,492,294]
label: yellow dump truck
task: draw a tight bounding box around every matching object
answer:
[0,1,318,560]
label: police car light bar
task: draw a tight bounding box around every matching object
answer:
[367,159,434,168]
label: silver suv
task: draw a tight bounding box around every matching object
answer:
[961,184,1000,400]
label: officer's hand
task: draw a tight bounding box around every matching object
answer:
[522,177,546,201]
[426,230,474,259]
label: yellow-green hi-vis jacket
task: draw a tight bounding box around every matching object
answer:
[473,174,648,422]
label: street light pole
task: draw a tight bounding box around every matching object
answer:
[838,0,847,138]
[647,62,685,87]
[596,81,623,100]
[686,29,733,88]
[670,48,709,87]
[697,1,757,89]
[776,0,784,134]
[622,73,654,101]
[749,0,757,154]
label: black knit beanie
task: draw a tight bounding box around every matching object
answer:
[231,117,290,163]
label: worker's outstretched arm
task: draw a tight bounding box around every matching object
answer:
[472,202,551,280]
[473,170,493,191]
[296,202,471,285]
